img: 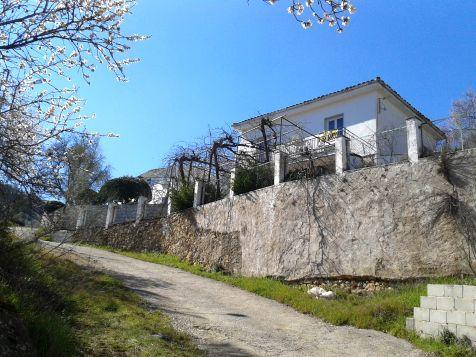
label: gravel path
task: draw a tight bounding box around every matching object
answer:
[45,242,424,357]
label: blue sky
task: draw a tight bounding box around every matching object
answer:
[79,0,476,177]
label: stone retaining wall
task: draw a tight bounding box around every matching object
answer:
[407,284,476,345]
[74,211,242,274]
[74,149,476,280]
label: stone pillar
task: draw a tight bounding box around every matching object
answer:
[406,117,422,163]
[274,151,287,185]
[135,196,147,225]
[167,196,172,216]
[105,202,116,229]
[193,180,205,208]
[229,167,236,198]
[75,207,87,229]
[335,136,349,174]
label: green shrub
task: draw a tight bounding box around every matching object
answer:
[285,166,330,182]
[170,184,194,212]
[232,165,273,195]
[98,176,151,204]
[203,182,221,204]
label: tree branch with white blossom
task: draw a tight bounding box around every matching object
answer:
[265,0,356,32]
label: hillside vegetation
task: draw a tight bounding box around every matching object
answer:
[0,235,201,356]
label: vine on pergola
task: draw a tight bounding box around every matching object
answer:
[265,0,357,32]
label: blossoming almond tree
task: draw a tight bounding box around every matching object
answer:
[265,0,356,32]
[0,0,146,199]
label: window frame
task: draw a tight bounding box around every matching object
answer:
[324,114,344,134]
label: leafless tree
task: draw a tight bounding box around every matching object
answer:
[166,127,263,199]
[451,89,476,150]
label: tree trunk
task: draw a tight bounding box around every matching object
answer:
[260,119,270,162]
[214,151,221,195]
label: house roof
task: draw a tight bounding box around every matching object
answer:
[232,77,445,138]
[138,168,169,180]
[138,166,209,182]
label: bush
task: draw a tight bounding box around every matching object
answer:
[43,200,65,214]
[98,176,151,204]
[232,164,273,195]
[170,184,194,212]
[203,182,222,204]
[285,166,330,182]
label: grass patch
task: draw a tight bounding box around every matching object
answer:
[91,245,476,357]
[0,235,201,356]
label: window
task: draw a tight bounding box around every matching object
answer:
[325,115,344,135]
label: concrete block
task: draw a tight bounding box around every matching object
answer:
[406,317,415,331]
[455,298,475,312]
[416,320,440,337]
[430,309,447,324]
[463,285,476,299]
[447,310,466,325]
[436,297,454,311]
[414,307,430,321]
[439,323,457,335]
[444,285,463,298]
[428,284,445,297]
[456,325,476,341]
[420,296,437,309]
[466,312,476,327]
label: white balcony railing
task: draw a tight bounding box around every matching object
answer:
[282,129,340,156]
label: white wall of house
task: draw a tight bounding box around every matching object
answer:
[145,178,168,204]
[237,87,381,159]
[376,95,409,163]
[421,125,442,154]
[235,82,445,166]
[285,90,378,138]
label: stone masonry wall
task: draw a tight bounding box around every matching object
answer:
[407,284,476,345]
[74,211,242,274]
[74,149,476,280]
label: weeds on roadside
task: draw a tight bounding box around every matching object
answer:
[0,234,201,356]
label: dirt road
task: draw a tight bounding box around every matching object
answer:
[45,242,424,356]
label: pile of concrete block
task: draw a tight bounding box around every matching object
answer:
[406,284,476,345]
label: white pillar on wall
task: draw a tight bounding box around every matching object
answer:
[105,202,116,229]
[135,196,147,225]
[193,180,205,208]
[335,136,349,174]
[75,207,87,229]
[229,167,236,198]
[167,196,172,216]
[274,150,287,186]
[406,117,422,163]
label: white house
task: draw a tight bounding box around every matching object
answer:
[138,168,170,204]
[139,165,211,204]
[232,77,445,172]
